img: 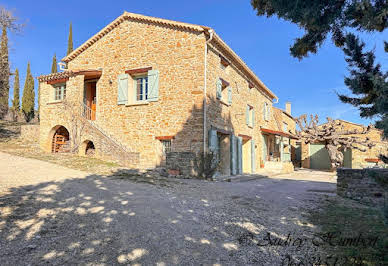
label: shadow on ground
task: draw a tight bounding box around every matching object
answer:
[0,169,335,265]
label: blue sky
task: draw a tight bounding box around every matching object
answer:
[3,0,387,125]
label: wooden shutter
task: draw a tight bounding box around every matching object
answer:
[262,135,267,162]
[208,129,218,153]
[216,79,222,100]
[237,137,242,174]
[246,105,250,125]
[251,139,256,173]
[230,135,237,175]
[118,74,129,105]
[147,70,159,101]
[227,87,232,105]
[252,109,255,127]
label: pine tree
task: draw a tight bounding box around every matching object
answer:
[338,34,388,137]
[0,25,9,118]
[21,62,35,121]
[67,22,73,55]
[12,68,19,111]
[51,53,57,73]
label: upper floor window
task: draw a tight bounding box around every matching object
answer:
[117,68,159,105]
[246,105,255,127]
[216,78,232,105]
[283,122,288,132]
[220,55,230,70]
[54,84,66,101]
[263,102,270,121]
[135,76,148,101]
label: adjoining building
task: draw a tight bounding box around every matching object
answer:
[38,12,296,176]
[298,120,387,170]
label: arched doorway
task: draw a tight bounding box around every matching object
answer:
[51,126,70,153]
[80,140,96,156]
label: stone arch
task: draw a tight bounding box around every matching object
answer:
[49,125,70,153]
[79,139,96,156]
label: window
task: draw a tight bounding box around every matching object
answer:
[283,122,288,132]
[216,78,232,105]
[135,76,148,101]
[161,140,172,155]
[54,84,66,101]
[263,102,270,121]
[246,105,254,127]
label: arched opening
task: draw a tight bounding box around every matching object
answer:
[51,126,70,153]
[80,140,96,156]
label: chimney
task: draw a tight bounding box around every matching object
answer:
[285,102,291,115]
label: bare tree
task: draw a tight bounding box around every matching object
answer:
[60,100,86,153]
[295,115,375,169]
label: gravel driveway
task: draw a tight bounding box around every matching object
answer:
[0,152,336,265]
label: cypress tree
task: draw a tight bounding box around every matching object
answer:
[51,53,57,73]
[0,26,9,118]
[67,22,73,55]
[21,62,35,121]
[12,68,20,111]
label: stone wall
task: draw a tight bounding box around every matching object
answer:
[166,152,199,177]
[337,168,388,207]
[20,124,40,143]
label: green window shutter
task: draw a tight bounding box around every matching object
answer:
[267,104,270,120]
[246,105,250,125]
[252,109,255,127]
[230,135,237,175]
[251,139,256,173]
[262,135,267,162]
[237,137,242,174]
[147,70,159,101]
[208,129,218,153]
[227,87,232,105]
[118,74,128,105]
[216,79,222,100]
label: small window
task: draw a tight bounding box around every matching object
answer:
[283,122,288,132]
[54,84,66,101]
[246,105,254,127]
[161,140,172,155]
[135,76,148,101]
[263,102,270,121]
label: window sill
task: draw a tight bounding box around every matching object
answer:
[126,101,150,107]
[248,125,254,129]
[47,100,64,105]
[219,99,231,106]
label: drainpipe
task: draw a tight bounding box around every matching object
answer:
[203,29,214,157]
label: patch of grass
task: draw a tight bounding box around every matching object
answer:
[0,139,121,175]
[309,196,388,265]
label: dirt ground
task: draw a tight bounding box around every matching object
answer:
[0,151,339,265]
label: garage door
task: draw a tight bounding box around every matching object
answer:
[310,144,352,169]
[309,144,331,170]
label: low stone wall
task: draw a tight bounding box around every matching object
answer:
[20,124,40,142]
[337,168,388,206]
[166,152,199,177]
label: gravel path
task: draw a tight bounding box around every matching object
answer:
[0,152,336,265]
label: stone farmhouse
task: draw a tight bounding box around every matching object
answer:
[299,119,387,170]
[38,12,297,177]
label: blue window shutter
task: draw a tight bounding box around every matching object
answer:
[227,87,232,105]
[251,139,256,173]
[262,135,267,162]
[252,109,255,127]
[208,129,218,153]
[148,70,159,101]
[216,79,222,100]
[118,74,128,105]
[246,105,250,125]
[230,135,237,175]
[237,137,242,174]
